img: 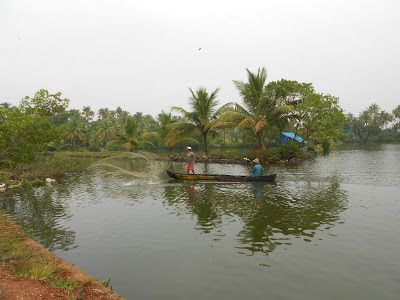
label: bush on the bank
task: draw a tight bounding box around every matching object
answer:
[321,139,331,151]
[24,179,46,187]
[268,144,305,161]
[21,153,79,180]
[307,144,316,151]
[0,90,69,170]
[88,144,101,152]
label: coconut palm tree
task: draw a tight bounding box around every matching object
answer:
[377,111,393,130]
[157,110,193,155]
[359,110,372,141]
[359,110,372,128]
[97,108,111,120]
[97,119,116,145]
[232,67,294,150]
[392,105,400,131]
[65,116,85,148]
[115,107,129,126]
[347,113,361,140]
[106,116,155,151]
[81,131,104,148]
[81,106,94,122]
[170,87,234,156]
[367,103,380,117]
[47,139,72,151]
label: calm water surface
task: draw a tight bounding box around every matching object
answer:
[1,144,400,299]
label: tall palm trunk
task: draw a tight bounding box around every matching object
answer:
[203,132,209,156]
[257,131,266,150]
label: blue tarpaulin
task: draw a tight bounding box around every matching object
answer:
[280,132,308,145]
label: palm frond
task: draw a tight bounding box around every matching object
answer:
[171,106,188,116]
[254,119,267,133]
[121,142,133,151]
[165,131,199,148]
[141,131,159,140]
[166,121,196,133]
[209,121,236,131]
[237,118,256,129]
[106,140,123,149]
[139,140,155,148]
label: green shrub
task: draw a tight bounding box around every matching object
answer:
[23,179,46,187]
[88,144,101,152]
[49,276,79,292]
[43,153,79,176]
[21,153,79,180]
[307,144,315,152]
[321,139,331,151]
[268,144,304,161]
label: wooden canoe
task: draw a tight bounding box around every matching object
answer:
[166,170,277,182]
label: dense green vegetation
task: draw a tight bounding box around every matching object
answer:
[1,67,399,180]
[342,103,400,143]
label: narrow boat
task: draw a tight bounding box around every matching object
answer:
[166,170,277,182]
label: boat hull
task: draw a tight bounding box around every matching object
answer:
[166,170,276,182]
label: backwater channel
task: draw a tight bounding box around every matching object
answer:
[1,144,400,299]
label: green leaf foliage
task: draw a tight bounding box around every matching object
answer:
[0,90,69,171]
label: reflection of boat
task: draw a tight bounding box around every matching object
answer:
[167,170,277,182]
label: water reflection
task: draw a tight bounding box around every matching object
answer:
[251,182,266,198]
[0,185,76,251]
[236,181,347,255]
[163,178,348,255]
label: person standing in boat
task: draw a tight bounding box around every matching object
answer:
[250,158,265,177]
[184,146,196,175]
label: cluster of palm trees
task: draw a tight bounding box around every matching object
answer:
[46,67,344,153]
[345,104,400,142]
[167,68,300,154]
[44,66,304,155]
[49,107,162,152]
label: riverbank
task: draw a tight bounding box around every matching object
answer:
[0,212,124,299]
[157,152,314,164]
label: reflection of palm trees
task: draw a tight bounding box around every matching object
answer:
[235,181,347,255]
[163,179,347,255]
[0,188,76,251]
[163,183,222,233]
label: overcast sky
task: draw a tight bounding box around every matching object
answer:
[1,0,399,117]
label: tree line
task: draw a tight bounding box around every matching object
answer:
[1,67,399,177]
[344,103,400,143]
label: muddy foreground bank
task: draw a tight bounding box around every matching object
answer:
[0,214,124,299]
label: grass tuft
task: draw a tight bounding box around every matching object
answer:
[30,261,57,280]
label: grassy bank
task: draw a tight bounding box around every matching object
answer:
[0,211,124,299]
